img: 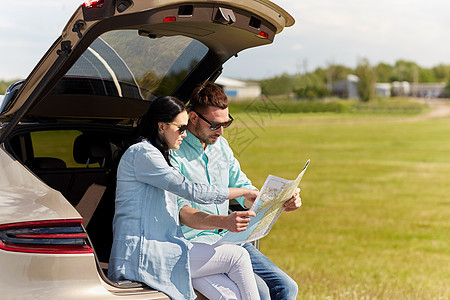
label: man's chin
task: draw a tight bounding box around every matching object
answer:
[206,136,219,145]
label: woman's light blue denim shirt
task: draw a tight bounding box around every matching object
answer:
[108,140,228,300]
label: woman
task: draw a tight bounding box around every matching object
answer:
[108,96,259,300]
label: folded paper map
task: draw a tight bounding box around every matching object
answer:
[217,159,310,244]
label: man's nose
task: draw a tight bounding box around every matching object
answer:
[216,126,224,135]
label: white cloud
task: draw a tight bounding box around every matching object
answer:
[0,19,13,29]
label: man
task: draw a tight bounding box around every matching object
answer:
[170,82,301,299]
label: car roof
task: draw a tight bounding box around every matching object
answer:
[0,0,294,138]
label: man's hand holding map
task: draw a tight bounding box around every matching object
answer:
[217,159,310,244]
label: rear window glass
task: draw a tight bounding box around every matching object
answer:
[51,30,209,100]
[31,130,98,168]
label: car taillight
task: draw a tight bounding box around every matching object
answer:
[0,219,93,254]
[83,0,104,8]
[163,16,176,22]
[257,31,269,39]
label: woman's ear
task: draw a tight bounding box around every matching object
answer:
[157,122,166,133]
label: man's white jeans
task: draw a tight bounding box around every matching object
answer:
[190,243,260,300]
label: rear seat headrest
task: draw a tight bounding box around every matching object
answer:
[73,134,112,167]
[29,157,67,169]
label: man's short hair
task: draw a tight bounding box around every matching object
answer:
[188,81,228,112]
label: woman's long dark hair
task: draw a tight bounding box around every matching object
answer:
[137,96,186,165]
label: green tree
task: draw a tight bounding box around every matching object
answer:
[260,73,296,95]
[375,62,394,82]
[324,64,351,87]
[328,64,351,81]
[444,77,450,97]
[418,68,436,83]
[294,73,329,99]
[392,60,420,82]
[355,58,376,102]
[432,64,450,82]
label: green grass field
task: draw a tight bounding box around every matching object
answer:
[28,99,449,299]
[225,110,450,299]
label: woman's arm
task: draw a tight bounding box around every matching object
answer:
[133,143,229,204]
[227,188,258,205]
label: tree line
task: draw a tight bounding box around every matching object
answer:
[258,59,450,102]
[3,59,450,101]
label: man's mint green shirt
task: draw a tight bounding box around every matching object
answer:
[170,130,255,244]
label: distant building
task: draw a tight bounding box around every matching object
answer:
[215,77,261,99]
[330,74,359,99]
[391,81,446,98]
[392,81,411,97]
[375,83,391,97]
[412,82,446,98]
[331,76,446,99]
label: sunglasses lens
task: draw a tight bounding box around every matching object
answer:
[222,120,233,128]
[179,125,188,134]
[210,119,233,130]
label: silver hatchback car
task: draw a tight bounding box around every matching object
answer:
[0,0,294,298]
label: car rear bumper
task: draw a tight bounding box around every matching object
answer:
[0,249,169,299]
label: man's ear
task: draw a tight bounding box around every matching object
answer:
[188,111,197,124]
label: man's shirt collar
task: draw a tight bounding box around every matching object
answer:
[184,130,206,153]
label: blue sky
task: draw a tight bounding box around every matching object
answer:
[1,0,450,80]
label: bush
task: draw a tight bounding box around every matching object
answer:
[229,97,426,115]
[293,73,329,99]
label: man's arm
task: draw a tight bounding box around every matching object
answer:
[179,205,255,233]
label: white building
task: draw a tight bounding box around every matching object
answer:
[215,77,261,99]
[331,76,447,99]
[375,83,391,97]
[412,82,446,98]
[392,81,411,97]
[330,74,359,99]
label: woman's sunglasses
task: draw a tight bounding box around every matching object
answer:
[166,122,188,134]
[194,111,234,131]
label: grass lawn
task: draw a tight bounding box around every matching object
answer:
[28,102,449,299]
[225,111,450,299]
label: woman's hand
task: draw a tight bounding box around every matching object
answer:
[243,189,258,208]
[227,188,258,203]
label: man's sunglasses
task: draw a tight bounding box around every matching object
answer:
[194,111,234,131]
[166,122,188,134]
